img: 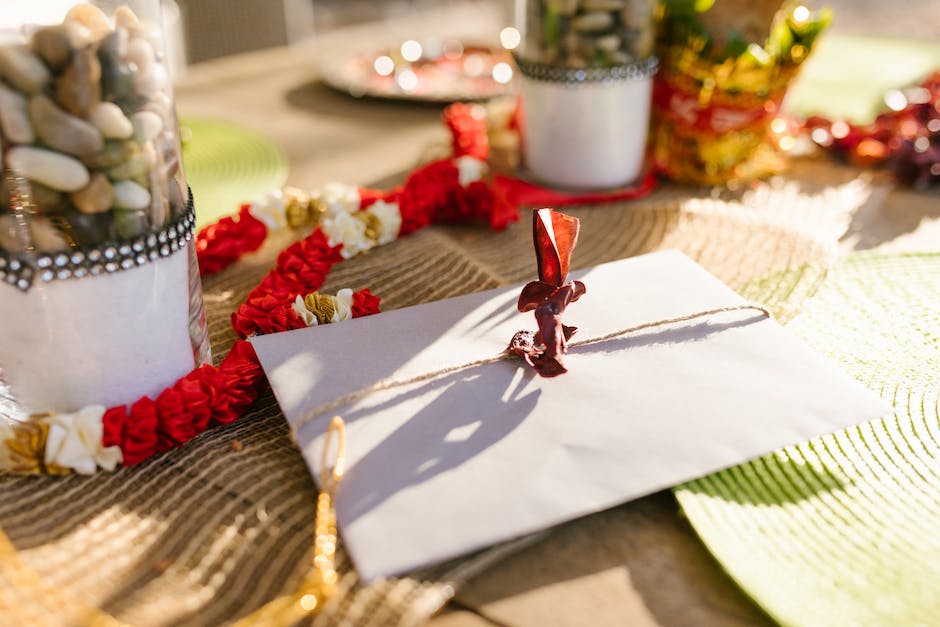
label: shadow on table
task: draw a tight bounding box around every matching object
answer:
[452,453,846,627]
[285,79,447,120]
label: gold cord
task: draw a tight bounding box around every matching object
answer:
[295,304,773,430]
[233,416,346,626]
[0,417,348,627]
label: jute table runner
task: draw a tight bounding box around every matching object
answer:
[0,175,869,626]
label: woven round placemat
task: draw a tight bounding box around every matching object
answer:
[676,251,940,626]
[180,117,289,228]
[0,174,872,626]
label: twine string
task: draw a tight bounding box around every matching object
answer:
[295,304,772,431]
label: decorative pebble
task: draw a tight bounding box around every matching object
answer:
[29,183,69,214]
[621,0,654,29]
[64,3,111,41]
[127,37,156,74]
[89,102,133,139]
[6,146,90,192]
[112,209,148,239]
[56,46,101,118]
[29,217,70,253]
[573,12,615,33]
[584,0,625,10]
[70,173,114,214]
[0,45,51,94]
[81,140,139,170]
[60,210,111,245]
[595,34,622,52]
[134,64,168,97]
[553,0,581,16]
[114,6,142,31]
[106,150,150,181]
[29,94,104,157]
[131,111,162,142]
[112,180,151,210]
[29,25,75,73]
[0,83,35,144]
[0,215,27,252]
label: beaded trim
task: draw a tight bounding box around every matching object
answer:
[0,190,196,292]
[514,55,659,84]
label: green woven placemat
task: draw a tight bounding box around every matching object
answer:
[180,117,289,228]
[676,251,940,626]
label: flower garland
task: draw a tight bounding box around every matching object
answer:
[1,102,658,476]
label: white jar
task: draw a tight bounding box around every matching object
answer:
[518,59,656,189]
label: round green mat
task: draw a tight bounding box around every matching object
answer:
[180,117,289,228]
[676,252,940,626]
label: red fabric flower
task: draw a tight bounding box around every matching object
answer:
[443,103,489,160]
[232,293,306,338]
[122,397,160,466]
[398,159,460,236]
[196,204,268,276]
[352,289,381,317]
[154,386,196,452]
[101,406,126,450]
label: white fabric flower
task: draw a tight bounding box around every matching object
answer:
[43,406,123,475]
[455,155,487,187]
[322,212,374,259]
[248,189,287,231]
[365,200,402,245]
[321,182,361,217]
[333,288,354,322]
[292,294,318,326]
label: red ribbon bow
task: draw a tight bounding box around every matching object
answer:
[508,209,586,377]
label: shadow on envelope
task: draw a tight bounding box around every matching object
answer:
[340,365,540,525]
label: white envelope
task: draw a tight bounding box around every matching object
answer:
[251,250,889,582]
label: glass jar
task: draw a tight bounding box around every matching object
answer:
[512,0,659,189]
[0,1,209,416]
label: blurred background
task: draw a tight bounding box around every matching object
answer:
[172,0,940,66]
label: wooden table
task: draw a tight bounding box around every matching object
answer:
[173,41,939,627]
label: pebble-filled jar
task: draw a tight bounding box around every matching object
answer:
[0,1,209,416]
[512,0,659,189]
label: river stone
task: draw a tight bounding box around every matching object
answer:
[114,6,142,31]
[596,34,622,52]
[127,37,155,74]
[89,102,133,139]
[113,209,148,239]
[57,210,110,246]
[29,94,104,157]
[584,0,626,10]
[30,217,70,252]
[29,182,68,214]
[0,215,27,252]
[134,64,168,97]
[621,0,654,29]
[0,45,51,94]
[573,12,615,32]
[106,150,149,180]
[30,25,73,73]
[6,146,90,192]
[70,172,113,214]
[131,111,162,142]
[81,140,139,169]
[56,46,101,118]
[633,28,653,58]
[65,3,112,40]
[0,83,34,144]
[112,180,150,210]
